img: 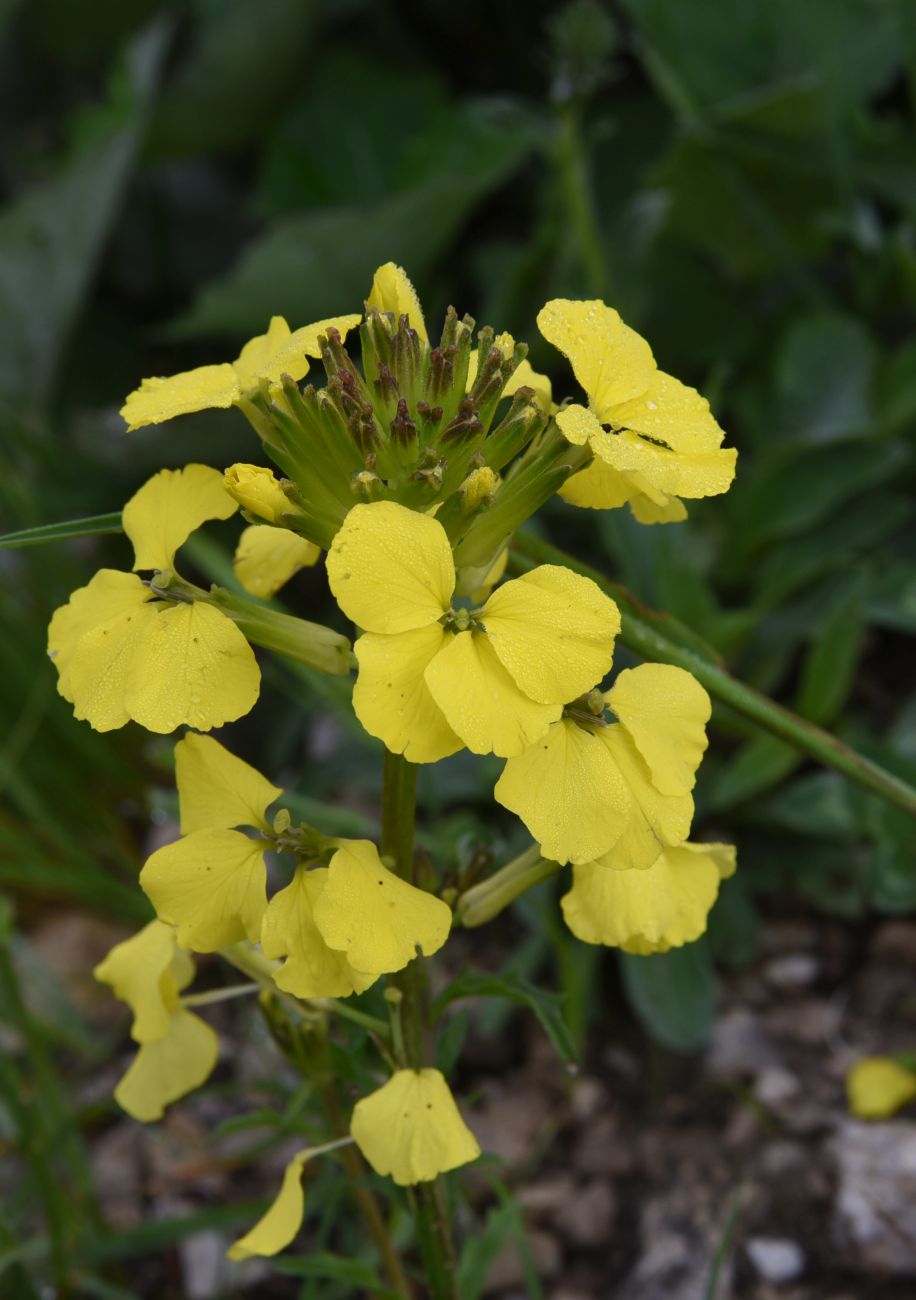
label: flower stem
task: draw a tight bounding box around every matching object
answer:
[381,749,460,1300]
[555,99,610,296]
[511,531,916,819]
[456,846,564,927]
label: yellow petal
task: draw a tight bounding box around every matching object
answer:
[125,601,261,733]
[312,841,451,975]
[611,370,726,453]
[592,427,737,501]
[120,365,240,431]
[288,313,362,359]
[223,464,297,525]
[175,732,282,835]
[594,726,694,870]
[629,493,688,524]
[353,625,463,763]
[367,263,427,344]
[94,920,179,1043]
[52,578,158,732]
[482,565,620,705]
[48,567,153,680]
[847,1058,916,1120]
[351,1069,480,1186]
[607,664,711,797]
[140,829,268,951]
[123,464,237,573]
[537,300,655,420]
[561,839,732,952]
[261,867,378,999]
[233,525,320,599]
[555,403,603,448]
[228,1149,311,1260]
[559,456,638,510]
[495,717,631,864]
[115,1007,218,1121]
[424,629,560,758]
[327,501,453,634]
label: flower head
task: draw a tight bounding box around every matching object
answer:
[561,840,736,951]
[48,465,260,733]
[120,314,361,430]
[350,1069,480,1185]
[327,500,620,761]
[537,299,736,522]
[495,663,711,866]
[94,920,218,1121]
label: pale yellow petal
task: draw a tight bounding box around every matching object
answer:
[495,717,631,864]
[115,1008,218,1121]
[353,625,463,764]
[140,829,268,952]
[312,841,451,975]
[628,493,688,524]
[594,726,694,870]
[537,300,655,419]
[120,365,240,431]
[52,583,158,732]
[847,1058,916,1120]
[123,464,237,573]
[555,403,602,447]
[592,427,737,501]
[482,565,620,705]
[611,370,726,453]
[327,501,453,634]
[288,313,362,358]
[351,1069,480,1186]
[262,867,377,999]
[228,1150,311,1260]
[424,630,560,758]
[175,732,282,835]
[562,839,729,952]
[559,457,638,510]
[48,569,153,680]
[93,919,178,1043]
[233,525,320,598]
[607,664,711,797]
[367,263,427,344]
[125,601,260,733]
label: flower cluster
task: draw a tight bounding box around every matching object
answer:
[63,260,739,1262]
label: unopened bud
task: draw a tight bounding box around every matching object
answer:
[224,463,298,525]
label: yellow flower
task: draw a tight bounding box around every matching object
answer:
[561,840,736,951]
[120,314,361,430]
[140,733,281,951]
[223,464,298,525]
[537,299,736,522]
[47,465,260,733]
[326,501,620,761]
[495,663,710,866]
[311,840,452,976]
[366,262,427,344]
[94,921,218,1121]
[350,1069,480,1185]
[261,866,379,998]
[228,1149,312,1260]
[466,332,553,410]
[847,1057,916,1119]
[233,524,320,598]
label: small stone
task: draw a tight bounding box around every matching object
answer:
[486,1227,561,1293]
[754,1066,801,1108]
[764,954,820,990]
[555,1180,617,1246]
[832,1119,916,1274]
[745,1237,805,1284]
[707,1008,781,1078]
[758,1140,807,1178]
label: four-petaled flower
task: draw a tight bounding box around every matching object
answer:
[327,500,621,762]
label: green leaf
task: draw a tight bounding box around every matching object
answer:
[707,732,799,811]
[619,940,718,1052]
[0,513,123,549]
[170,99,537,339]
[774,312,877,444]
[431,969,577,1066]
[0,21,168,407]
[271,1251,395,1293]
[796,576,865,724]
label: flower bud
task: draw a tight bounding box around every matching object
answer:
[224,464,297,525]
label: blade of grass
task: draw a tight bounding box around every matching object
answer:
[0,513,123,548]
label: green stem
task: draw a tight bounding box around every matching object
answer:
[555,100,610,296]
[380,750,459,1300]
[511,531,916,819]
[456,847,564,928]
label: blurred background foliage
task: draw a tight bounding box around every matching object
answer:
[1,0,916,1292]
